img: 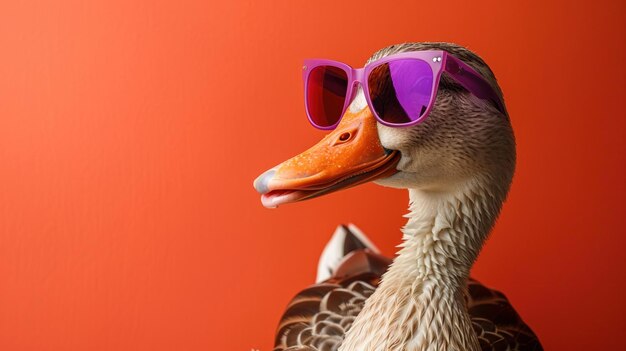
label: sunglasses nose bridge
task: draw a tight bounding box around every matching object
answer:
[352,67,366,84]
[344,68,366,109]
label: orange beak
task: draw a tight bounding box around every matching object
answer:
[254,107,400,208]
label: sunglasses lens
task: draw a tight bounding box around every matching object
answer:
[367,59,434,125]
[306,65,348,128]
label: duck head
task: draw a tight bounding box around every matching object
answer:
[254,42,515,208]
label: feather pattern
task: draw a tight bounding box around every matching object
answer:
[273,248,542,351]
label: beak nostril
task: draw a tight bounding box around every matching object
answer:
[333,130,356,146]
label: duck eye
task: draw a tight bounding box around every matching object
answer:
[339,132,351,141]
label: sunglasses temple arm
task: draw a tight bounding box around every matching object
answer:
[444,55,507,115]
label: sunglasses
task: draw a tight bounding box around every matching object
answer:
[303,50,506,130]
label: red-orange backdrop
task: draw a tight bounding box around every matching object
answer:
[0,1,624,350]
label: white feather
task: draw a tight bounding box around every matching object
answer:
[316,224,380,283]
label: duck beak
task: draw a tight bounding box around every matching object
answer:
[253,107,401,208]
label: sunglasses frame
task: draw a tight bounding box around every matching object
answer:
[302,50,506,130]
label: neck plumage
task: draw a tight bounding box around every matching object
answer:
[340,177,506,351]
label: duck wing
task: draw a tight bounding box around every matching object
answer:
[273,250,388,351]
[466,279,543,351]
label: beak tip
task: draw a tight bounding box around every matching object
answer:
[253,169,276,195]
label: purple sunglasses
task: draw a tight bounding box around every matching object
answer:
[303,50,505,130]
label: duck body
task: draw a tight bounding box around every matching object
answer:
[273,226,542,351]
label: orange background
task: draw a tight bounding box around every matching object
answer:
[0,1,624,350]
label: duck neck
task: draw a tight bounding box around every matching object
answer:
[340,178,504,351]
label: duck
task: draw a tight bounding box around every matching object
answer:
[253,42,543,351]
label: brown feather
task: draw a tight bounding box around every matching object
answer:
[274,250,542,351]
